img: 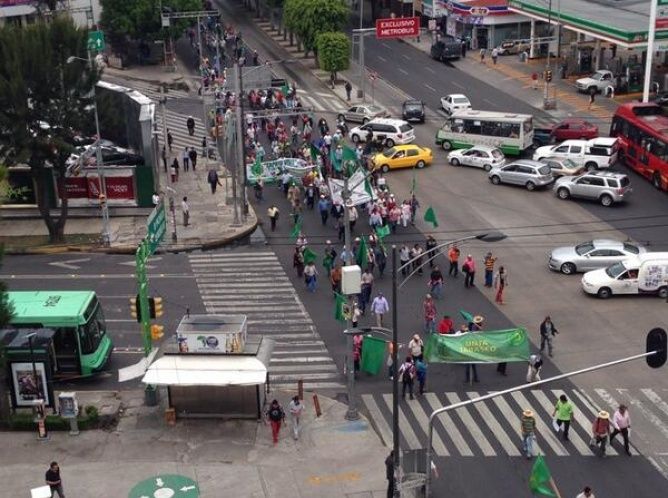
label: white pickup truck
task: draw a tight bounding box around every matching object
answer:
[533,138,618,171]
[581,252,668,299]
[576,70,616,93]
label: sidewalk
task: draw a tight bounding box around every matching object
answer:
[0,54,257,255]
[4,389,388,498]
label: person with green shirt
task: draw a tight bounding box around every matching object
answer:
[552,394,574,441]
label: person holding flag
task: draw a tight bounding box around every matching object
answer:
[528,455,559,497]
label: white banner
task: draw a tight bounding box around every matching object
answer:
[328,170,376,207]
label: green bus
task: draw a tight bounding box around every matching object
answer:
[6,291,113,377]
[435,109,534,156]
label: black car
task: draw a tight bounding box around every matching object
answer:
[402,100,425,123]
[430,35,462,62]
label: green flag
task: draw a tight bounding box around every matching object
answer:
[529,456,556,497]
[459,309,474,324]
[309,143,320,162]
[361,336,387,375]
[424,328,530,364]
[356,236,368,267]
[290,217,302,240]
[423,206,439,227]
[376,224,390,239]
[364,178,373,197]
[342,145,357,163]
[251,156,263,176]
[303,247,318,265]
[281,83,290,97]
[334,292,347,322]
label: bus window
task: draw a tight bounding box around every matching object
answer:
[464,120,482,135]
[79,302,106,355]
[53,327,78,355]
[510,124,520,138]
[523,119,533,134]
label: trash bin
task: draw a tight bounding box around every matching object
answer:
[144,385,159,406]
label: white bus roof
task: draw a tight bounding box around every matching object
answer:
[450,109,533,121]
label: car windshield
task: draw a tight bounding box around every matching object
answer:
[605,261,627,278]
[491,149,504,159]
[537,165,552,175]
[563,159,578,168]
[405,103,422,110]
[454,98,470,105]
[619,176,630,187]
[384,147,397,157]
[399,124,413,132]
[592,73,604,81]
[575,242,595,255]
[367,105,382,113]
[623,243,639,254]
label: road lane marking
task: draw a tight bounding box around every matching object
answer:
[382,393,421,449]
[381,42,391,49]
[362,394,393,447]
[402,54,410,60]
[468,391,521,456]
[425,393,473,456]
[561,389,619,456]
[425,67,435,74]
[405,396,450,456]
[614,388,668,442]
[512,391,567,456]
[532,390,591,456]
[378,55,387,62]
[398,68,408,75]
[48,257,91,270]
[425,84,436,92]
[483,98,498,108]
[451,81,464,90]
[445,393,495,456]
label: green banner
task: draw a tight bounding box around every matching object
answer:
[424,328,530,364]
[361,336,387,375]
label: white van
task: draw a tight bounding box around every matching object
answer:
[581,252,668,299]
[348,118,415,147]
[533,137,618,171]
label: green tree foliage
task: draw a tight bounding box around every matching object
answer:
[0,18,100,243]
[316,32,351,76]
[100,0,202,46]
[0,223,14,425]
[284,0,350,54]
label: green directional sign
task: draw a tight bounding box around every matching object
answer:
[129,474,199,498]
[146,202,167,255]
[87,30,105,51]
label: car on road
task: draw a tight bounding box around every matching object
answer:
[488,160,553,190]
[440,94,471,114]
[575,70,615,93]
[372,144,433,173]
[338,104,389,124]
[533,138,618,171]
[539,157,584,177]
[448,145,505,171]
[553,171,631,207]
[548,239,646,275]
[430,36,462,62]
[581,252,668,299]
[402,100,426,123]
[550,118,599,141]
[348,118,415,147]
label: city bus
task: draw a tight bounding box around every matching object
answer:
[435,109,534,156]
[6,291,113,377]
[610,102,668,191]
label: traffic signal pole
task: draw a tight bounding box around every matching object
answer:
[135,239,152,356]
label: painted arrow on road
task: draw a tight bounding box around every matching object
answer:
[48,257,91,270]
[119,256,162,269]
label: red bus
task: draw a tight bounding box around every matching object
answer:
[610,102,668,192]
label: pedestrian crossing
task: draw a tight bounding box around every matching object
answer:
[188,250,345,391]
[361,387,668,458]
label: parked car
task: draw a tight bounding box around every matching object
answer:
[348,118,415,147]
[549,239,646,275]
[533,138,618,170]
[430,36,462,62]
[581,252,668,299]
[532,127,557,148]
[553,171,631,207]
[448,145,505,171]
[338,104,389,124]
[496,39,530,55]
[402,100,425,123]
[575,70,615,94]
[488,160,554,190]
[550,118,599,141]
[372,144,433,173]
[441,94,471,114]
[539,157,584,177]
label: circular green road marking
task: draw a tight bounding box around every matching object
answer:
[129,475,199,498]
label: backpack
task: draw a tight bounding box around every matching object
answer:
[268,407,283,422]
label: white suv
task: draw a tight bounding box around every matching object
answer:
[349,118,415,147]
[533,138,618,171]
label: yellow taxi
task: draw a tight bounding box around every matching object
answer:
[372,144,433,173]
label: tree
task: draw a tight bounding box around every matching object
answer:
[284,0,350,55]
[0,18,101,243]
[100,0,201,50]
[0,169,14,425]
[316,32,351,80]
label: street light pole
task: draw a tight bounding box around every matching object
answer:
[357,1,365,99]
[643,0,659,102]
[234,61,248,220]
[391,245,400,497]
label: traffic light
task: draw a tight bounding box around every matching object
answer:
[130,294,141,322]
[149,297,164,319]
[545,69,553,82]
[646,327,667,369]
[150,324,165,341]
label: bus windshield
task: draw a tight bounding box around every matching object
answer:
[80,299,106,355]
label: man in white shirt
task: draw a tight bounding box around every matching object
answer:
[610,404,631,456]
[181,196,190,227]
[288,396,305,440]
[370,292,389,327]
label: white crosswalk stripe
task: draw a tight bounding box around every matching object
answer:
[361,388,668,458]
[189,250,344,390]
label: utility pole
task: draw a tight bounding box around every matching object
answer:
[357,1,365,99]
[543,0,555,109]
[391,245,400,497]
[234,61,248,220]
[643,0,659,102]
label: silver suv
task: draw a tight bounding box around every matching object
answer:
[488,160,554,191]
[554,171,631,207]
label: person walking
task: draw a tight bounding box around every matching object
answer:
[330,263,342,295]
[186,115,195,136]
[415,358,427,395]
[462,254,476,288]
[181,196,190,227]
[465,316,483,383]
[479,47,486,63]
[591,410,611,456]
[588,87,596,110]
[408,333,424,363]
[267,205,279,231]
[494,266,508,304]
[188,147,198,171]
[304,261,318,293]
[429,265,444,299]
[552,394,574,441]
[266,399,286,444]
[293,246,305,278]
[411,243,424,275]
[385,451,395,498]
[207,167,222,194]
[526,353,543,383]
[359,268,374,314]
[425,234,438,267]
[318,195,330,226]
[576,486,595,498]
[448,245,460,278]
[520,409,537,459]
[400,245,410,277]
[398,356,416,400]
[491,47,499,64]
[170,158,179,183]
[371,291,389,328]
[610,404,632,456]
[483,252,497,287]
[201,136,207,157]
[45,461,66,498]
[167,129,173,152]
[161,146,167,172]
[437,314,454,334]
[181,147,190,171]
[288,395,305,440]
[345,80,353,101]
[539,316,558,357]
[423,294,437,335]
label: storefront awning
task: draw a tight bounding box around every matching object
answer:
[142,355,267,386]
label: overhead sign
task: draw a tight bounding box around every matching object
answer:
[87,30,105,51]
[424,328,530,364]
[146,202,167,255]
[376,17,420,39]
